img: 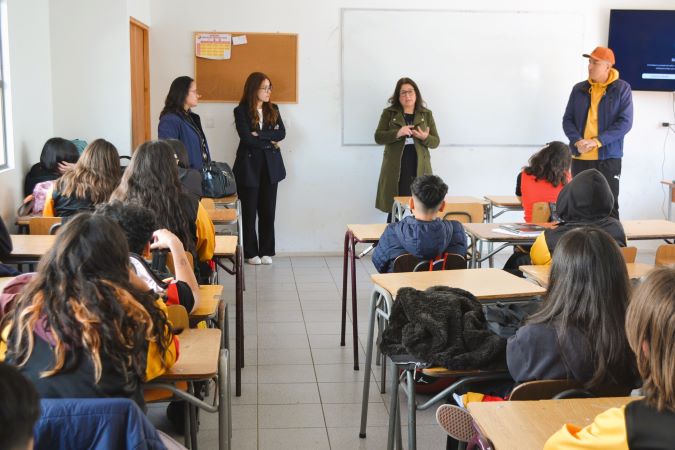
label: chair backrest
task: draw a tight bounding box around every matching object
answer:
[29,217,62,235]
[441,202,484,223]
[531,202,552,223]
[167,304,189,333]
[431,253,467,270]
[393,253,424,273]
[509,379,632,401]
[166,251,195,274]
[200,198,216,211]
[655,244,675,266]
[619,246,637,263]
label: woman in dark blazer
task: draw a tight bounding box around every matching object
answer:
[233,72,286,265]
[158,76,211,170]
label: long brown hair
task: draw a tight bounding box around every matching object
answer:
[523,141,572,187]
[239,72,278,129]
[111,140,195,254]
[1,213,172,382]
[527,227,636,390]
[388,77,426,112]
[626,267,675,412]
[55,138,121,204]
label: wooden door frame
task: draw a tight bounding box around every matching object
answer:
[130,17,150,149]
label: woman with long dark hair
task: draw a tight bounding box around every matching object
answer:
[233,72,286,265]
[0,213,178,407]
[158,76,211,169]
[374,77,439,221]
[23,137,80,196]
[507,227,637,391]
[111,140,214,264]
[43,139,121,217]
[517,141,572,223]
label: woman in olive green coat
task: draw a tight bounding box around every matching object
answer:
[374,77,440,217]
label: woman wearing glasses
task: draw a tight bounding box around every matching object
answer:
[374,77,440,221]
[233,72,286,265]
[158,76,211,170]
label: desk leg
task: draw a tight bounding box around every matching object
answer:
[235,245,243,397]
[350,234,360,370]
[669,185,674,221]
[340,230,349,347]
[359,289,379,438]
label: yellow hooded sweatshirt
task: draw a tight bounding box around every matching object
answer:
[575,68,619,161]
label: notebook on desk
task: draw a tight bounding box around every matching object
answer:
[495,224,545,237]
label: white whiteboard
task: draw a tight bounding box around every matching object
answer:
[341,9,585,146]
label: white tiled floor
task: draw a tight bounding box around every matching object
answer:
[148,241,660,449]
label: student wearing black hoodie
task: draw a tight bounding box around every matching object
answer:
[372,175,467,273]
[529,168,625,265]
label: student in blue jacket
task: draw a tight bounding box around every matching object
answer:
[158,76,211,169]
[372,175,467,273]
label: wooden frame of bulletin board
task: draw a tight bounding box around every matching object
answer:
[194,32,298,103]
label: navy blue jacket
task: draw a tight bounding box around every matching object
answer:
[562,78,633,160]
[158,111,211,169]
[34,398,167,450]
[232,104,286,188]
[372,216,467,273]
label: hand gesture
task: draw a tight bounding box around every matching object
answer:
[411,126,429,141]
[396,125,413,139]
[575,139,597,154]
[57,161,76,174]
[150,229,183,251]
[251,131,259,137]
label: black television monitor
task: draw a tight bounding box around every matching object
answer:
[608,9,675,92]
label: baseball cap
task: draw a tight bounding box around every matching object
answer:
[582,47,615,65]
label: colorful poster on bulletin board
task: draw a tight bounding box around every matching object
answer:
[195,33,232,60]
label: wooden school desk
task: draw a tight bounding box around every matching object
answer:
[212,235,245,396]
[359,269,546,435]
[341,223,387,369]
[392,196,488,222]
[520,262,655,287]
[623,219,675,241]
[202,196,243,242]
[0,277,14,292]
[483,195,523,222]
[661,181,675,221]
[468,397,638,450]
[7,234,56,264]
[191,284,224,321]
[145,328,230,450]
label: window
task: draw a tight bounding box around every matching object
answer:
[0,0,9,170]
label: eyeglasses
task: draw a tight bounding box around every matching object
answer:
[399,89,415,97]
[259,86,273,92]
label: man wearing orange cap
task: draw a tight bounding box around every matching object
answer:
[562,46,633,219]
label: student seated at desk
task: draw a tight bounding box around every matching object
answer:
[96,201,200,313]
[111,141,215,277]
[530,169,626,265]
[43,139,121,218]
[0,217,19,277]
[508,228,637,391]
[0,213,178,408]
[545,267,675,449]
[516,141,571,223]
[372,175,467,273]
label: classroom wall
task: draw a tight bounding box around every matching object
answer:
[49,0,133,155]
[149,0,675,253]
[0,0,54,225]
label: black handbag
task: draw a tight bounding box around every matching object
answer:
[201,161,237,198]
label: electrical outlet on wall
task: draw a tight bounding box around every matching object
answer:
[206,116,215,128]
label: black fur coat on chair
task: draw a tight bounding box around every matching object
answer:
[380,285,506,370]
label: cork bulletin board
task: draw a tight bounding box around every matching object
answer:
[194,32,298,103]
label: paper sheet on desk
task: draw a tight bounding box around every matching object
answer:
[492,228,542,238]
[232,35,247,45]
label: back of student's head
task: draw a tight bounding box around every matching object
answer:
[523,141,571,187]
[626,267,675,412]
[556,169,614,222]
[529,227,635,389]
[410,175,448,213]
[1,212,171,383]
[96,201,158,255]
[55,138,121,203]
[112,140,195,253]
[0,362,40,450]
[164,138,190,169]
[39,137,79,173]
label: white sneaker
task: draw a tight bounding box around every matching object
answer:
[246,256,262,265]
[261,256,273,265]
